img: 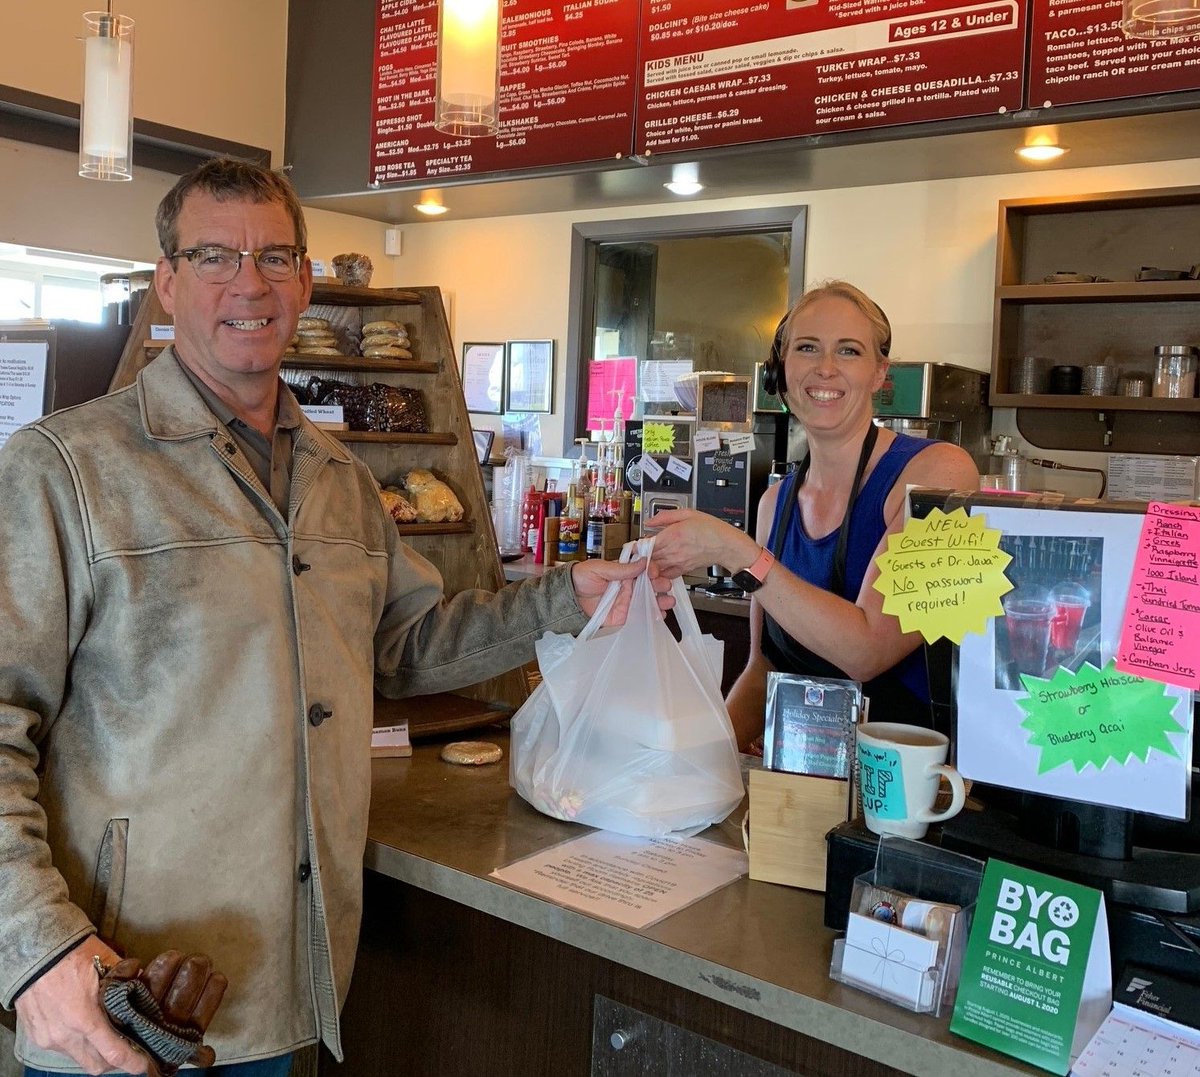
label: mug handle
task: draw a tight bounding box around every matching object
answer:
[917,764,966,824]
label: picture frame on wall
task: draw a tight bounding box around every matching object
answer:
[504,339,554,414]
[461,342,505,415]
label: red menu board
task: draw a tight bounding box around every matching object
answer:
[637,0,1026,155]
[370,0,639,185]
[1027,0,1200,107]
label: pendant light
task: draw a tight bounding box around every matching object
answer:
[1121,0,1200,40]
[80,4,135,181]
[433,0,501,138]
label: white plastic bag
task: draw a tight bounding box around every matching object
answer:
[509,537,744,837]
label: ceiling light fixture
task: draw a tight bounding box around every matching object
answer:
[434,0,501,138]
[664,180,704,196]
[80,3,135,180]
[414,199,450,216]
[1121,0,1200,41]
[1015,144,1068,163]
[664,163,704,196]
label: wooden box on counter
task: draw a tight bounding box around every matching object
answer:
[747,768,853,893]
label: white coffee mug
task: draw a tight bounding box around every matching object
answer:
[855,723,966,840]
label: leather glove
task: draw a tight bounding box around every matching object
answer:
[97,950,228,1076]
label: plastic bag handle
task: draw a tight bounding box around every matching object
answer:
[572,538,651,643]
[572,536,701,643]
[618,536,705,643]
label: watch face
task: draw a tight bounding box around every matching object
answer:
[732,569,762,593]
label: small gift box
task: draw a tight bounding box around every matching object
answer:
[837,913,940,1011]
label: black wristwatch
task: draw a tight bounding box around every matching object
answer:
[731,546,775,594]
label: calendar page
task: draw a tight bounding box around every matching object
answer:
[1074,967,1200,1077]
[1073,1010,1200,1076]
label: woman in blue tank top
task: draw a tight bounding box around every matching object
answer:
[649,281,978,750]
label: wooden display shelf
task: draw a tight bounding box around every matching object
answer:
[310,284,421,306]
[991,186,1200,456]
[142,342,440,375]
[372,691,511,740]
[332,431,457,445]
[990,393,1200,411]
[283,355,438,374]
[395,521,473,537]
[997,281,1200,301]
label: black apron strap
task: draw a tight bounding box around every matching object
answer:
[761,423,929,722]
[770,421,879,598]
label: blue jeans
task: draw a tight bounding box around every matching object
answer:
[25,1053,292,1077]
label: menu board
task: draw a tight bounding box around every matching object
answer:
[369,0,638,185]
[1027,0,1200,107]
[369,0,1196,188]
[636,0,1026,154]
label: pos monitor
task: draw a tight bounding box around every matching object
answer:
[912,490,1199,913]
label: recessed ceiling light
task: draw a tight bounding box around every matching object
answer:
[1016,144,1068,162]
[664,180,704,196]
[414,200,449,216]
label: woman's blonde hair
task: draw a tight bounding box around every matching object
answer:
[787,280,891,359]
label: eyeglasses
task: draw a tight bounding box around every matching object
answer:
[168,245,307,284]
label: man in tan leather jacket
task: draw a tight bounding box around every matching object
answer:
[0,160,656,1076]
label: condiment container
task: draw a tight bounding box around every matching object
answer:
[1119,373,1151,397]
[1152,345,1198,399]
[1048,365,1082,394]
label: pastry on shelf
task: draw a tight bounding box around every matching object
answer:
[402,468,464,522]
[357,318,413,359]
[379,487,419,524]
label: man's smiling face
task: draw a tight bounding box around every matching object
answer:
[155,191,312,397]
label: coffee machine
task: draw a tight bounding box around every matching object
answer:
[872,362,991,471]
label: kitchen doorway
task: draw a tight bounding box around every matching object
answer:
[563,206,807,453]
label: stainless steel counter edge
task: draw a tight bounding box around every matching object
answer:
[364,744,1034,1077]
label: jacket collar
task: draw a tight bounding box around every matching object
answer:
[136,347,353,465]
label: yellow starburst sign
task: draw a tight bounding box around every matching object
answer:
[872,507,1013,644]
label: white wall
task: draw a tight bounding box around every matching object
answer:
[0,1,390,281]
[6,0,288,162]
[1,138,390,285]
[394,155,1200,493]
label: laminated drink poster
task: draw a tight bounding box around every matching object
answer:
[951,859,1110,1074]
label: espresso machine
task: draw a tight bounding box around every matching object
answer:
[872,362,991,471]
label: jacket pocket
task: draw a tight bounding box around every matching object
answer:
[87,818,129,942]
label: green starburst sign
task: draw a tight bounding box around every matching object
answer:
[1016,660,1185,775]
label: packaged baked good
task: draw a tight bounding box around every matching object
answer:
[363,319,403,335]
[332,252,373,287]
[403,468,464,522]
[379,487,419,523]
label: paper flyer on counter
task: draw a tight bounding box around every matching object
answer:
[490,830,747,930]
[955,505,1193,820]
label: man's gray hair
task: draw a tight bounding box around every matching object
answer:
[155,158,307,256]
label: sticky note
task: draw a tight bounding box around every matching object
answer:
[1116,501,1200,690]
[873,507,1012,644]
[642,423,676,454]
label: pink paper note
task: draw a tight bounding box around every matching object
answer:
[586,358,636,433]
[1116,502,1200,690]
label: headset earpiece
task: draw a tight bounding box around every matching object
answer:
[762,315,789,398]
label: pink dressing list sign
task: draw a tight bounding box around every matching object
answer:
[1116,502,1200,690]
